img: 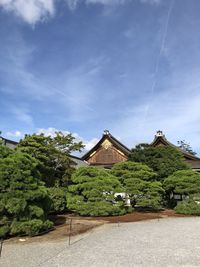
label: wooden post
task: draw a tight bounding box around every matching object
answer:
[0,239,3,258]
[68,218,72,246]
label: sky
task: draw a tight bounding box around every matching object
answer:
[1,0,200,155]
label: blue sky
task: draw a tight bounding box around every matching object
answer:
[1,0,200,154]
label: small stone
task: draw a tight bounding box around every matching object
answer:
[19,238,26,242]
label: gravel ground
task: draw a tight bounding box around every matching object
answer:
[1,217,200,267]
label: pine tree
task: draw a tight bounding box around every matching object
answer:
[67,166,125,216]
[0,145,53,238]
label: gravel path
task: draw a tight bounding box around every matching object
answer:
[1,217,200,267]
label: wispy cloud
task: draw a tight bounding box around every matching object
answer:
[112,83,200,152]
[6,130,24,138]
[0,30,103,122]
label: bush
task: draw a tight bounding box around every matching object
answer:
[10,219,53,236]
[175,200,200,215]
[67,166,125,216]
[71,201,126,216]
[163,170,200,207]
[48,187,67,213]
[111,162,164,210]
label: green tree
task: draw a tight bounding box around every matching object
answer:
[67,166,126,216]
[177,140,197,155]
[17,132,84,187]
[0,145,53,238]
[112,161,164,210]
[163,170,200,196]
[48,187,67,213]
[129,144,189,180]
[163,170,200,212]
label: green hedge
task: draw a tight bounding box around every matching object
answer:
[175,200,200,215]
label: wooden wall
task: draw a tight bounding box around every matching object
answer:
[87,145,127,165]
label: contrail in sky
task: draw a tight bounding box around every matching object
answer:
[150,0,174,95]
[141,0,174,128]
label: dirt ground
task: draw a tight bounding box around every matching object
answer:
[87,209,189,223]
[4,209,190,244]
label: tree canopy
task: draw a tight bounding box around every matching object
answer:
[0,145,53,238]
[111,161,164,210]
[67,166,125,216]
[164,170,200,215]
[129,144,189,180]
[163,170,200,195]
[17,132,84,187]
[177,140,197,155]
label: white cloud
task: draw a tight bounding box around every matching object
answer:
[37,127,64,137]
[0,0,55,24]
[36,127,98,152]
[6,130,24,138]
[0,0,162,24]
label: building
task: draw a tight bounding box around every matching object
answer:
[82,130,200,171]
[0,136,18,149]
[82,130,130,168]
[1,130,200,171]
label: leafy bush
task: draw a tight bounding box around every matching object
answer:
[112,162,164,210]
[175,200,200,215]
[69,201,125,216]
[48,187,67,213]
[67,166,126,216]
[164,170,200,195]
[10,219,53,236]
[163,170,200,207]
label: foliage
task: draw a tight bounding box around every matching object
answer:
[0,145,53,238]
[67,166,126,216]
[17,132,84,187]
[0,144,13,158]
[48,187,67,213]
[163,170,200,195]
[111,161,164,210]
[163,170,200,208]
[175,196,200,215]
[111,161,158,182]
[177,140,197,155]
[129,144,189,180]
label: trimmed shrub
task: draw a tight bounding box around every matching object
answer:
[10,219,53,236]
[175,200,200,215]
[67,166,125,216]
[111,162,164,210]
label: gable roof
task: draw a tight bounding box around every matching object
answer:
[0,136,18,148]
[82,130,131,160]
[151,130,200,161]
